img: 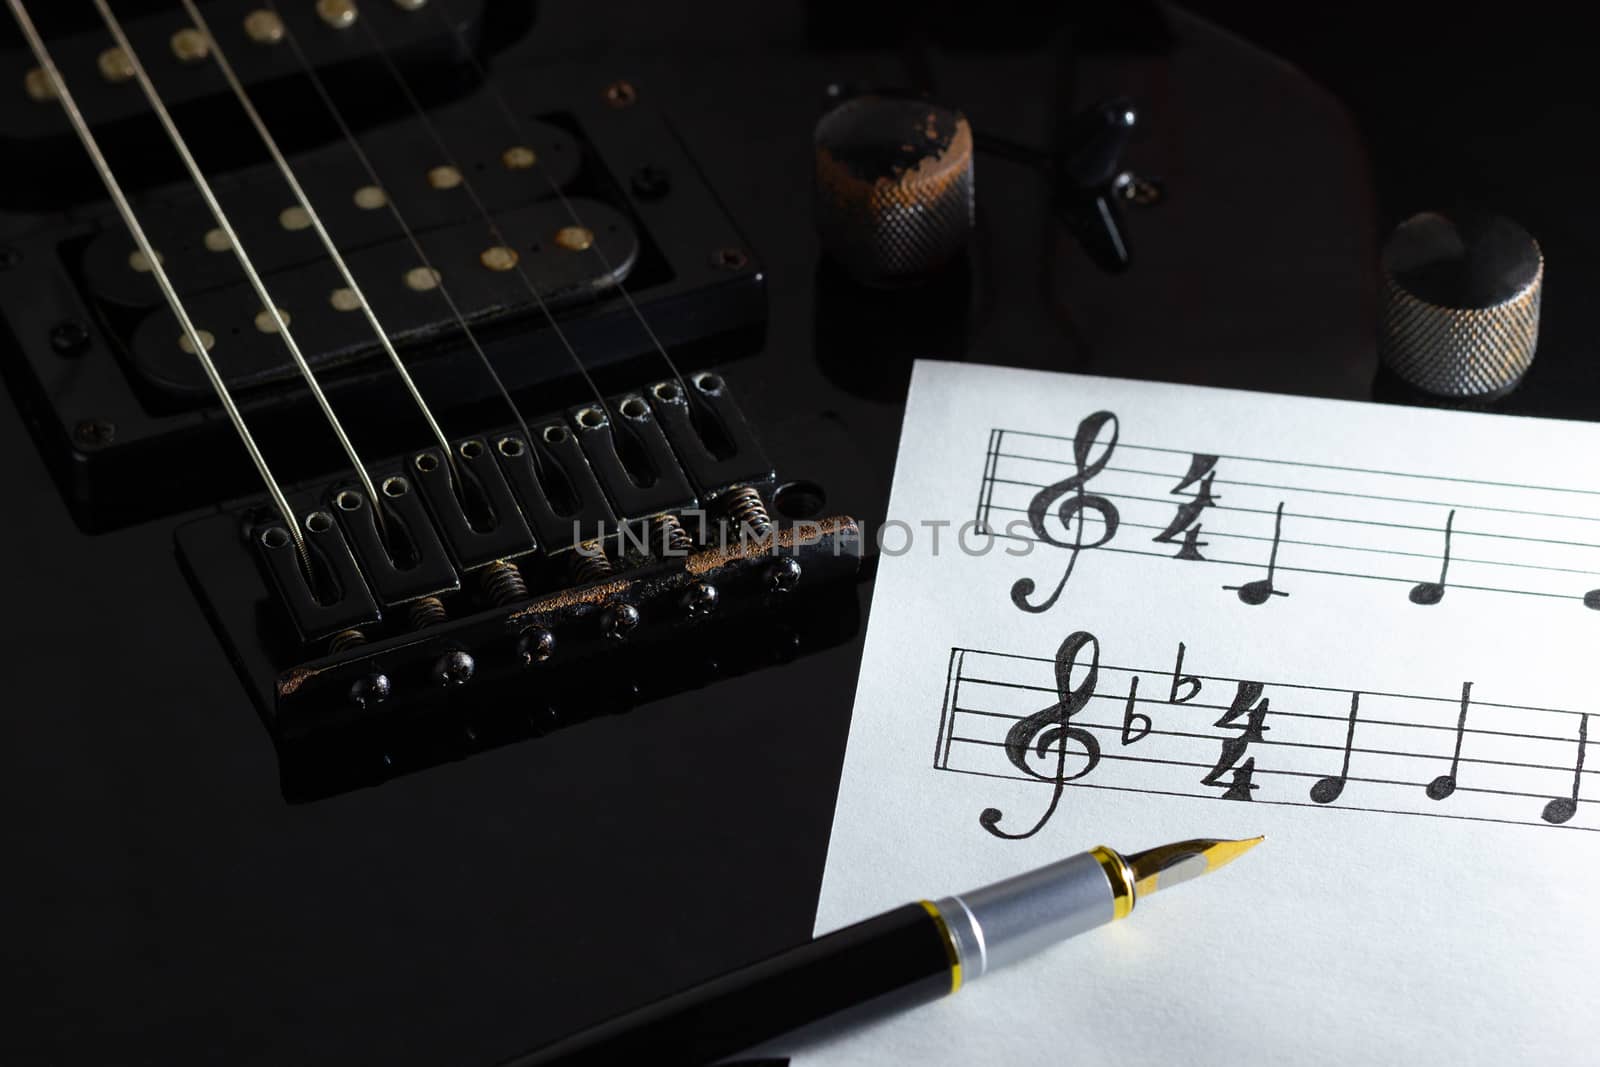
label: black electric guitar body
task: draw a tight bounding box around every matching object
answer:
[1,3,1377,1063]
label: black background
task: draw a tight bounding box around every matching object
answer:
[4,3,1591,1064]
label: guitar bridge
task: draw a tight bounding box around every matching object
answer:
[177,371,862,791]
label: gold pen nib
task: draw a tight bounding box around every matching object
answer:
[1124,836,1265,900]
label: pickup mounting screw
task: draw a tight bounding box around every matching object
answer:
[603,80,637,108]
[711,247,748,271]
[51,320,90,356]
[73,417,115,449]
[630,165,670,200]
[434,650,476,686]
[602,602,640,640]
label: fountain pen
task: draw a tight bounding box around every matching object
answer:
[508,836,1263,1066]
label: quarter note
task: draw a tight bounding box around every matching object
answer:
[1426,681,1473,800]
[1542,713,1588,825]
[1224,501,1289,605]
[1310,692,1361,804]
[1409,509,1456,605]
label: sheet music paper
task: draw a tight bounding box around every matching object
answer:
[803,361,1600,1066]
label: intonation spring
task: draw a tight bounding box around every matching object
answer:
[407,595,448,629]
[479,560,530,605]
[329,628,368,653]
[572,539,616,583]
[722,485,773,539]
[652,513,695,555]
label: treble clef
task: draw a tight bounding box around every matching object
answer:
[1010,411,1121,614]
[980,630,1104,840]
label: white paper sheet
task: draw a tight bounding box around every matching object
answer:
[804,361,1600,1067]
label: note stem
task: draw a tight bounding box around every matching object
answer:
[1409,509,1455,606]
[1426,681,1472,801]
[1310,692,1360,804]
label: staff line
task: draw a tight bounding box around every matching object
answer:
[953,681,1588,744]
[991,451,1600,526]
[983,477,1600,552]
[976,521,1592,606]
[944,735,1596,802]
[982,504,1600,580]
[930,764,1600,833]
[948,707,1595,778]
[996,428,1600,499]
[951,647,1595,718]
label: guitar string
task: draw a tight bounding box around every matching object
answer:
[426,0,695,404]
[336,5,617,419]
[2,0,309,564]
[91,0,383,519]
[175,0,459,493]
[264,2,540,461]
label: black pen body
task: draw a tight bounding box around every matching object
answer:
[509,903,957,1066]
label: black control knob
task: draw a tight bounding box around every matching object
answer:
[813,95,974,286]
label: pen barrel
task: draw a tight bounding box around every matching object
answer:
[508,903,956,1066]
[934,850,1119,980]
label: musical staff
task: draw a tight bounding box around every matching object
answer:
[937,636,1600,835]
[975,417,1600,613]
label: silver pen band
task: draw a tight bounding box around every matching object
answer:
[931,846,1133,983]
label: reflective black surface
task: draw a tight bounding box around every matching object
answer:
[11,2,1571,1063]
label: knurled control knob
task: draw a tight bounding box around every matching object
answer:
[813,95,974,286]
[1379,212,1543,399]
